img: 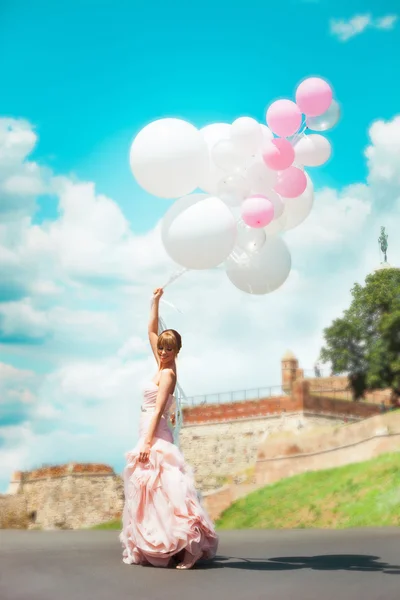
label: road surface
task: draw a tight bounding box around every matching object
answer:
[1,528,399,600]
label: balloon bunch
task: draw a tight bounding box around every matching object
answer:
[130,77,340,295]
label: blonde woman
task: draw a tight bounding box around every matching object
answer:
[119,288,219,569]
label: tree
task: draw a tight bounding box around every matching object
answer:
[320,268,400,403]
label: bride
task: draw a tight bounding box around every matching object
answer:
[119,287,219,569]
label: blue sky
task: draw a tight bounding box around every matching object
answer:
[1,0,399,230]
[0,0,399,491]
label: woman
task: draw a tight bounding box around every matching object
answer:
[119,287,219,569]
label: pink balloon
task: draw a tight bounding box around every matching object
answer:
[266,100,302,138]
[274,167,307,198]
[241,195,274,228]
[296,78,333,118]
[262,138,295,171]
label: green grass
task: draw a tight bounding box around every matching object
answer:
[89,453,400,531]
[216,452,400,530]
[90,519,122,530]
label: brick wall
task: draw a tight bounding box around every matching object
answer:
[182,380,381,427]
[304,394,381,419]
[182,396,291,425]
[182,380,310,425]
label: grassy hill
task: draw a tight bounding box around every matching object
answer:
[216,452,400,529]
[91,452,400,531]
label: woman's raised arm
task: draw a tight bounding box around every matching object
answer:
[148,288,163,364]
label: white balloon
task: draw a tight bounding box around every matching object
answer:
[261,124,274,144]
[225,236,291,295]
[129,118,208,198]
[212,138,243,172]
[264,214,287,236]
[236,222,267,254]
[262,174,313,234]
[199,123,232,194]
[217,173,250,207]
[306,100,340,132]
[267,190,284,219]
[294,134,332,167]
[231,117,263,157]
[244,158,278,194]
[281,173,314,230]
[161,193,237,270]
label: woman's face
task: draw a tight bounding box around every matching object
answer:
[158,343,176,365]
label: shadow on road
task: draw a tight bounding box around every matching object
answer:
[202,554,400,574]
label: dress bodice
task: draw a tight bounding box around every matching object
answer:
[141,381,174,417]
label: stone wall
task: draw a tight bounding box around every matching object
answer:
[180,381,381,491]
[288,355,392,405]
[0,494,29,529]
[307,375,348,392]
[306,376,392,403]
[180,412,345,491]
[255,411,400,486]
[4,463,124,530]
[202,411,400,521]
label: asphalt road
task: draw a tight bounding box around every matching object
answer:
[1,528,399,600]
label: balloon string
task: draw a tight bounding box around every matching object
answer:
[291,123,308,147]
[161,267,188,290]
[150,267,189,448]
[160,298,183,314]
[290,117,306,145]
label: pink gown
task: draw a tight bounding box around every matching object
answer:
[119,381,219,567]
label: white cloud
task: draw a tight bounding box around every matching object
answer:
[0,439,31,492]
[286,183,372,247]
[1,113,400,492]
[0,362,42,486]
[0,361,38,385]
[0,300,51,343]
[2,170,46,197]
[1,180,170,294]
[330,13,398,41]
[49,306,120,343]
[365,116,400,187]
[330,14,372,41]
[375,15,398,30]
[117,335,149,359]
[0,119,52,218]
[0,119,37,168]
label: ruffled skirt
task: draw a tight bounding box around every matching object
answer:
[119,434,219,568]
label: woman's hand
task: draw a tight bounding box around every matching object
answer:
[138,441,152,463]
[153,288,163,301]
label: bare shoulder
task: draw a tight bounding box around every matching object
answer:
[159,368,177,390]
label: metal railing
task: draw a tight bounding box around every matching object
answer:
[183,384,393,409]
[302,369,333,379]
[183,385,285,407]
